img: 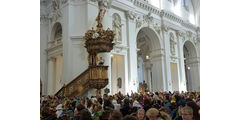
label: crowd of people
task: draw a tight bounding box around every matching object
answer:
[40,91,200,120]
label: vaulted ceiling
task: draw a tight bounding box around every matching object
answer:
[190,0,200,14]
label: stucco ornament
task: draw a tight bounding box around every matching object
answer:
[90,0,112,11]
[48,0,62,23]
[112,14,123,43]
[170,34,177,56]
[154,23,161,34]
[126,11,136,20]
[143,12,153,25]
[92,32,99,39]
[61,0,68,4]
[136,16,143,29]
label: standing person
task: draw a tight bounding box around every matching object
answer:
[120,98,130,116]
[113,99,121,111]
[108,110,123,120]
[56,104,63,118]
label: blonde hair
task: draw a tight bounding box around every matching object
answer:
[182,106,193,115]
[159,111,171,120]
[146,108,159,118]
[137,109,145,114]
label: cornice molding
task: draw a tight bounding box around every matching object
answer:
[46,43,63,59]
[170,55,179,63]
[70,35,84,40]
[185,57,200,65]
[112,44,129,53]
[131,0,199,31]
[160,10,183,24]
[133,0,161,16]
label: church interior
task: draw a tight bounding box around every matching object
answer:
[40,0,200,119]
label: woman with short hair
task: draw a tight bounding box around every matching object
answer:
[136,109,146,120]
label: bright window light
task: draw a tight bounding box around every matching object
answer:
[149,0,160,8]
[189,14,195,24]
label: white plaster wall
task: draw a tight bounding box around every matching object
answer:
[151,58,164,92]
[170,63,179,91]
[111,55,125,94]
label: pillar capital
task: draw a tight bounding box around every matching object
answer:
[48,57,56,62]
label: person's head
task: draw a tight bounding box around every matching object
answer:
[79,109,92,120]
[76,104,85,112]
[100,110,111,120]
[137,109,145,120]
[123,98,129,105]
[146,108,159,120]
[143,99,151,106]
[186,101,200,118]
[181,106,193,120]
[109,110,122,120]
[123,115,137,120]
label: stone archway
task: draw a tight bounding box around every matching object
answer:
[47,22,63,95]
[136,27,164,92]
[183,41,200,91]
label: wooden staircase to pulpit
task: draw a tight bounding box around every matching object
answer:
[55,10,115,97]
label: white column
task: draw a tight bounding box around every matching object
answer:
[177,32,187,91]
[159,55,167,91]
[55,56,63,93]
[47,57,55,95]
[161,27,172,92]
[126,11,138,93]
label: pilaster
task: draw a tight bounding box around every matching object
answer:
[47,57,56,95]
[126,10,138,93]
[160,23,172,92]
[176,30,187,91]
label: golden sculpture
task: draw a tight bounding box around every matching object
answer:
[56,9,115,97]
[84,9,115,94]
